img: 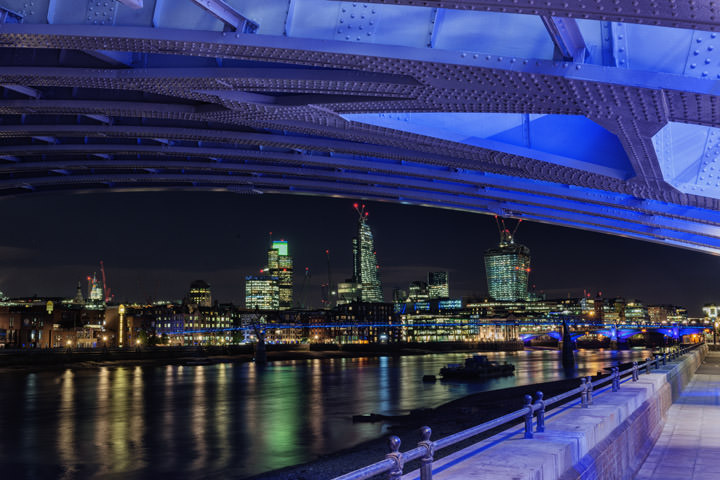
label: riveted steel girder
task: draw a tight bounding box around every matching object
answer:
[337,0,720,32]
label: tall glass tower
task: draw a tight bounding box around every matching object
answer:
[352,204,383,303]
[268,240,293,310]
[484,219,530,301]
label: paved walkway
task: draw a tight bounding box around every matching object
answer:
[634,351,720,480]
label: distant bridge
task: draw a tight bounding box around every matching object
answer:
[518,324,710,343]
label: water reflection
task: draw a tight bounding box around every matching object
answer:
[58,370,75,478]
[0,349,651,479]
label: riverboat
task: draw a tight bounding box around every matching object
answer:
[439,355,515,380]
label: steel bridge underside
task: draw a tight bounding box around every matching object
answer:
[3,1,720,252]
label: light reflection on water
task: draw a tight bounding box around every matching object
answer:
[0,349,650,479]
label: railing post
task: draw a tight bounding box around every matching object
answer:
[655,355,660,369]
[386,436,404,480]
[580,377,588,408]
[535,391,545,433]
[523,394,534,439]
[662,353,667,366]
[418,426,434,480]
[612,367,619,392]
[586,376,594,405]
[645,358,652,374]
[632,361,639,381]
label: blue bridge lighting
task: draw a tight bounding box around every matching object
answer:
[2,1,720,252]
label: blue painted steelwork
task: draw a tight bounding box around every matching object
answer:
[1,2,720,253]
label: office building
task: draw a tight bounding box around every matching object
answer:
[245,275,279,310]
[337,280,361,305]
[268,240,293,310]
[408,281,429,302]
[187,280,212,307]
[484,221,531,301]
[428,271,449,299]
[352,204,383,302]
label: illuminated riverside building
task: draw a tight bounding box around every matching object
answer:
[245,275,279,310]
[484,222,531,301]
[332,301,396,343]
[624,300,648,324]
[268,240,293,309]
[428,271,449,299]
[397,301,519,343]
[667,306,688,324]
[187,280,212,307]
[352,204,383,303]
[467,298,558,320]
[0,296,106,348]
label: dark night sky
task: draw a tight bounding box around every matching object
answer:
[0,190,718,316]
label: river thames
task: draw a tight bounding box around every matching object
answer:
[0,349,652,479]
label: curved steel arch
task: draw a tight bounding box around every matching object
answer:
[1,0,720,253]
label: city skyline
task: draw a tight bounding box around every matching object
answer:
[0,190,719,315]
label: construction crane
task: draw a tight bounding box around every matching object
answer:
[494,215,522,244]
[100,260,112,304]
[298,267,311,309]
[353,202,369,221]
[320,249,334,309]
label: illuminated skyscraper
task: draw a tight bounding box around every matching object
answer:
[352,204,383,303]
[484,218,530,301]
[267,240,293,310]
[428,271,450,299]
[245,275,279,310]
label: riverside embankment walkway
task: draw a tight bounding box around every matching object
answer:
[634,351,720,480]
[395,346,705,480]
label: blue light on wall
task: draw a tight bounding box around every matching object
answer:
[344,112,633,179]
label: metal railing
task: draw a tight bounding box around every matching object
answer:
[333,342,704,480]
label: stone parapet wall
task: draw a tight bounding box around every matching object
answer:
[402,345,707,480]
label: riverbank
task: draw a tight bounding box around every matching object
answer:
[246,374,603,480]
[0,341,523,373]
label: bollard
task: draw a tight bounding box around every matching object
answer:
[580,378,589,408]
[524,394,534,439]
[632,361,639,381]
[586,376,594,405]
[655,355,660,369]
[534,391,546,433]
[662,353,667,366]
[646,358,652,374]
[386,436,404,480]
[418,426,434,480]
